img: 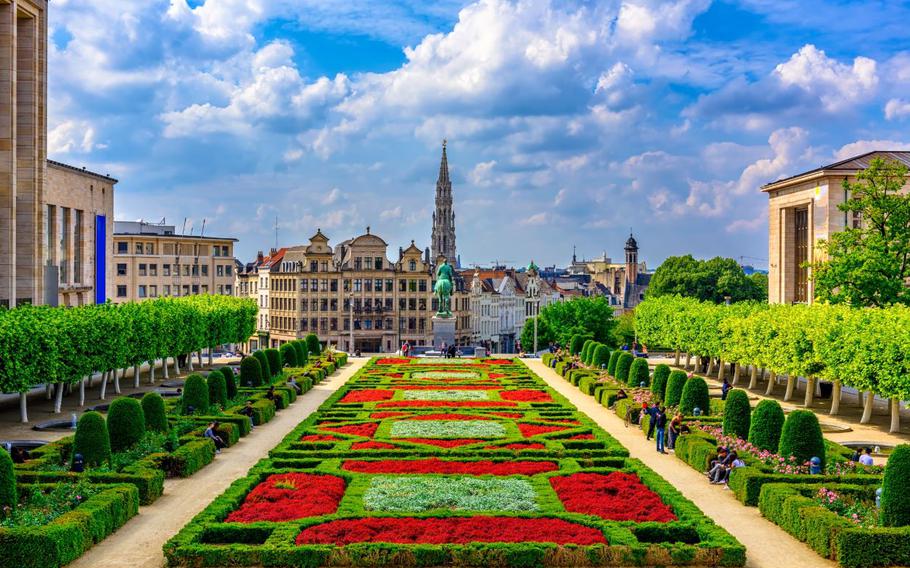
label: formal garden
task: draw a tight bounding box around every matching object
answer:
[545,324,910,568]
[164,357,745,567]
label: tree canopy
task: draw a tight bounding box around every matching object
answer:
[532,296,617,348]
[647,255,766,303]
[812,157,910,307]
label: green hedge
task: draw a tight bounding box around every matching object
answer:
[727,466,880,506]
[592,345,610,370]
[722,389,750,440]
[161,439,216,478]
[264,349,282,378]
[240,357,263,388]
[72,411,111,467]
[628,358,649,387]
[221,366,239,399]
[252,351,271,381]
[0,483,139,568]
[748,399,784,452]
[580,339,595,364]
[182,374,210,415]
[606,351,620,377]
[664,371,687,407]
[279,343,298,367]
[778,409,826,469]
[207,370,229,408]
[107,398,146,454]
[305,333,321,355]
[615,352,633,384]
[0,448,14,511]
[881,444,910,527]
[292,341,308,367]
[142,392,169,433]
[651,364,670,401]
[679,376,709,415]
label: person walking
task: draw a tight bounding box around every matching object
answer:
[655,407,668,454]
[645,403,659,440]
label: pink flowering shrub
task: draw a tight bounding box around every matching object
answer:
[814,487,878,527]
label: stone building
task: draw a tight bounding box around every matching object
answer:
[578,233,651,313]
[111,221,237,303]
[235,247,285,351]
[260,228,470,353]
[763,150,910,304]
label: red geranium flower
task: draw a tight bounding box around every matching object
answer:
[226,473,345,523]
[352,441,397,450]
[296,517,607,545]
[568,434,594,440]
[376,401,517,408]
[320,423,379,437]
[501,390,553,402]
[300,434,339,442]
[550,472,677,522]
[489,412,523,418]
[376,358,411,364]
[489,373,507,379]
[341,458,558,475]
[483,359,514,365]
[340,389,395,403]
[518,423,569,437]
[370,411,411,419]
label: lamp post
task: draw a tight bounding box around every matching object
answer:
[348,292,354,354]
[526,261,541,356]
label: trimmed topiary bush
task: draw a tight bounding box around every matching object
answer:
[0,448,15,514]
[265,348,282,378]
[651,364,670,401]
[748,399,785,452]
[591,344,610,370]
[569,334,584,355]
[292,340,308,366]
[881,444,910,527]
[722,389,751,440]
[778,409,825,469]
[580,340,595,365]
[305,333,321,356]
[629,358,650,387]
[614,352,634,384]
[220,366,238,399]
[664,370,688,408]
[73,411,111,467]
[279,343,298,367]
[141,392,168,433]
[679,376,709,416]
[253,350,271,381]
[606,350,620,377]
[241,357,263,387]
[107,397,146,453]
[181,373,210,415]
[207,370,228,408]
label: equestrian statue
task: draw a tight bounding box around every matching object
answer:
[434,259,454,318]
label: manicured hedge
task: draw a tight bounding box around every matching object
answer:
[651,364,670,401]
[207,370,229,408]
[0,448,14,511]
[606,351,620,377]
[72,411,111,467]
[748,399,784,452]
[107,398,146,453]
[628,358,649,387]
[778,409,825,469]
[679,376,709,416]
[292,340,308,366]
[182,374,210,415]
[264,349,282,379]
[240,357,263,388]
[279,343,297,367]
[614,352,633,384]
[305,333,321,355]
[142,392,169,432]
[592,345,610,369]
[722,389,750,440]
[664,371,687,408]
[881,444,910,527]
[252,351,271,381]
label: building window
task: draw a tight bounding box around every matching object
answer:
[794,208,809,303]
[354,257,362,270]
[399,280,406,292]
[146,243,155,254]
[213,247,220,257]
[59,207,70,284]
[192,284,199,294]
[216,265,224,277]
[202,285,209,294]
[192,264,199,277]
[409,280,417,292]
[375,279,382,292]
[149,264,158,276]
[385,279,393,292]
[320,261,328,272]
[364,279,373,292]
[310,260,318,272]
[409,260,416,271]
[221,246,228,256]
[116,285,127,297]
[225,284,232,295]
[163,265,171,277]
[419,280,427,292]
[354,279,362,292]
[226,264,233,276]
[135,242,143,254]
[117,241,128,254]
[183,265,190,277]
[138,285,147,298]
[150,285,158,298]
[330,279,338,292]
[164,285,171,296]
[320,279,328,292]
[343,279,351,292]
[138,264,147,276]
[117,263,127,276]
[374,257,383,269]
[73,210,83,284]
[310,279,318,292]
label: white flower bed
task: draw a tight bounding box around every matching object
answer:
[402,389,490,401]
[363,476,538,512]
[390,420,506,439]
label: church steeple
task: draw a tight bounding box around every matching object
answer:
[431,140,457,266]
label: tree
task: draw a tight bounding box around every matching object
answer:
[535,296,617,347]
[680,376,709,415]
[648,255,766,303]
[141,392,169,433]
[264,348,282,377]
[629,358,649,387]
[606,351,620,377]
[778,409,825,469]
[0,448,15,515]
[107,398,146,453]
[520,316,553,351]
[580,339,595,364]
[292,340,309,366]
[241,357,263,387]
[612,311,636,348]
[73,411,111,467]
[722,389,751,439]
[748,399,784,452]
[881,444,910,527]
[221,366,239,399]
[812,158,910,307]
[592,345,610,369]
[569,334,587,355]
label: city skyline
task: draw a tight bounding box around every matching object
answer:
[47,0,910,268]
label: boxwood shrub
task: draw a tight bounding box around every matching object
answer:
[73,411,111,467]
[679,377,709,416]
[881,444,910,527]
[207,370,229,408]
[107,398,146,453]
[664,371,687,408]
[240,357,263,388]
[651,364,670,401]
[0,448,14,512]
[592,345,611,370]
[292,340,308,366]
[629,358,649,387]
[181,374,210,415]
[252,351,271,381]
[722,389,750,440]
[279,343,298,367]
[778,409,825,469]
[580,339,594,364]
[305,333,321,355]
[141,392,169,433]
[748,399,784,452]
[264,349,282,379]
[614,352,634,384]
[606,350,620,377]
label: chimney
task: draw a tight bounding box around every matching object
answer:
[269,247,277,257]
[256,250,264,263]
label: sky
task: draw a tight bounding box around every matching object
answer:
[48,0,910,270]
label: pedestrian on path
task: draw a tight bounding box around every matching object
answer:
[645,402,658,440]
[655,407,668,453]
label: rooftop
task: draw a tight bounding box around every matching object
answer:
[762,150,910,191]
[48,159,119,183]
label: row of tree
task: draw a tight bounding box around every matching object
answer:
[521,296,617,352]
[634,295,910,432]
[0,296,257,421]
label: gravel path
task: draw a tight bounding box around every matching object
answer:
[525,359,835,568]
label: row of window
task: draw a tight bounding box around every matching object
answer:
[116,284,234,298]
[271,316,430,333]
[116,262,233,277]
[116,241,231,257]
[45,205,85,285]
[271,278,431,293]
[269,297,440,313]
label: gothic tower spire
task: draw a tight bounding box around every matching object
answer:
[431,140,457,266]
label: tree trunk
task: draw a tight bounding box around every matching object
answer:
[45,383,53,400]
[732,364,741,386]
[804,376,816,407]
[113,368,122,394]
[829,381,842,415]
[208,347,214,367]
[163,357,170,380]
[79,378,86,407]
[718,359,726,382]
[20,392,28,423]
[784,375,796,401]
[134,365,141,389]
[748,365,758,389]
[707,357,715,376]
[198,350,204,368]
[150,361,156,384]
[890,398,901,433]
[100,371,109,400]
[53,383,64,413]
[187,354,194,372]
[174,356,181,376]
[765,371,777,396]
[861,391,875,424]
[684,353,691,370]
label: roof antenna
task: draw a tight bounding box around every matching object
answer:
[200,218,206,238]
[275,216,279,250]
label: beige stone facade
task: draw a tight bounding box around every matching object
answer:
[45,161,115,306]
[244,229,470,353]
[112,221,237,303]
[763,151,910,304]
[580,234,650,314]
[0,0,47,307]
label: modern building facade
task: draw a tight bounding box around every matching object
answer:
[111,221,237,303]
[763,150,910,304]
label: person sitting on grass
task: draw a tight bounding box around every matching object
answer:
[265,386,278,403]
[239,400,256,430]
[204,421,226,453]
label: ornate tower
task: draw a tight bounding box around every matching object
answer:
[431,140,457,266]
[624,232,639,286]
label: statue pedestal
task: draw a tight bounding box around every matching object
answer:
[432,315,456,350]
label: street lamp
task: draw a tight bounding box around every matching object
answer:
[348,292,354,354]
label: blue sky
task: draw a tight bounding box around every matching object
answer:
[48,0,910,270]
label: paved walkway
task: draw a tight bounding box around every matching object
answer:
[525,359,834,568]
[70,357,368,568]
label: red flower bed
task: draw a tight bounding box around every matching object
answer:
[483,359,514,365]
[387,373,404,378]
[341,458,558,475]
[489,373,507,379]
[300,434,339,442]
[489,411,523,418]
[391,385,499,390]
[518,423,569,437]
[549,419,581,425]
[399,438,484,448]
[376,358,411,365]
[296,517,607,545]
[370,411,410,419]
[376,401,517,408]
[501,390,553,402]
[550,472,677,522]
[352,441,397,450]
[226,473,345,523]
[568,434,594,440]
[486,443,546,451]
[340,389,395,403]
[320,423,378,437]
